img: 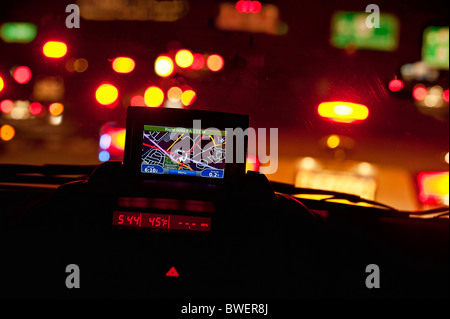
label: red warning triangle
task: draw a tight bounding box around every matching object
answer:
[166,266,179,277]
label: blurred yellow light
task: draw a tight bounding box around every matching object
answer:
[74,58,88,72]
[111,129,126,150]
[49,102,64,116]
[144,86,164,107]
[112,57,135,73]
[327,135,340,149]
[43,41,67,58]
[175,50,194,68]
[318,101,369,123]
[167,86,183,102]
[0,124,15,141]
[206,54,224,72]
[181,89,196,106]
[0,76,4,92]
[154,56,174,77]
[420,172,449,196]
[95,83,119,106]
[246,155,259,172]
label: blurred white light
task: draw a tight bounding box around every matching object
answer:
[300,157,316,170]
[429,85,443,95]
[49,114,63,125]
[164,100,183,109]
[356,162,374,176]
[413,62,429,80]
[10,100,30,120]
[99,134,112,149]
[400,64,414,80]
[424,94,440,107]
[443,194,449,206]
[445,152,449,164]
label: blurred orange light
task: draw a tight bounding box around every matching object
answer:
[0,76,4,92]
[74,58,88,72]
[0,100,14,113]
[29,102,43,115]
[0,124,15,141]
[154,56,174,77]
[144,86,164,107]
[388,79,403,92]
[130,95,145,106]
[95,83,119,106]
[167,86,183,102]
[112,57,135,73]
[12,66,32,84]
[413,85,427,101]
[206,54,224,72]
[443,89,449,103]
[175,50,194,68]
[191,54,205,70]
[417,171,449,206]
[318,101,369,123]
[181,89,196,106]
[48,102,64,116]
[327,135,341,149]
[43,41,67,58]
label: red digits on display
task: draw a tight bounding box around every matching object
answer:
[113,211,211,232]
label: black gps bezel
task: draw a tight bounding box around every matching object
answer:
[123,106,249,185]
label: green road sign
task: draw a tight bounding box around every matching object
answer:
[330,11,399,51]
[422,26,449,70]
[0,22,37,43]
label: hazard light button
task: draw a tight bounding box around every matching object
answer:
[166,266,179,277]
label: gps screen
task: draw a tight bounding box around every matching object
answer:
[141,125,226,179]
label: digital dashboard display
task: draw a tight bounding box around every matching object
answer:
[141,125,226,179]
[112,211,212,232]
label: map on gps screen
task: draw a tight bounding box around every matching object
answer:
[141,125,226,178]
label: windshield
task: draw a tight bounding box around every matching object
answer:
[0,0,448,211]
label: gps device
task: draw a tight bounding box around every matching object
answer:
[102,107,250,234]
[123,106,249,185]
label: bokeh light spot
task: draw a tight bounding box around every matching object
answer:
[154,56,174,77]
[95,83,119,106]
[144,86,164,107]
[43,41,67,58]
